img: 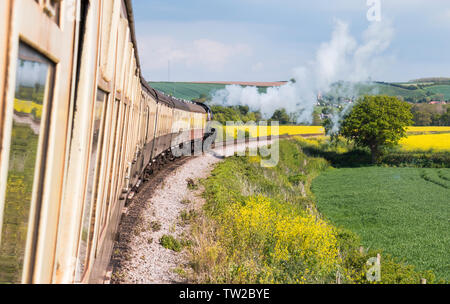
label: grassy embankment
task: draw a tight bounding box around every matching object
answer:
[186,139,442,284]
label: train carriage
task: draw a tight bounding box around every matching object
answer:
[0,0,213,284]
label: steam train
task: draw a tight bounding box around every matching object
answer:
[0,0,213,283]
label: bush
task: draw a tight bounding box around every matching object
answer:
[382,152,450,168]
[160,235,183,252]
[296,135,450,168]
[288,174,306,186]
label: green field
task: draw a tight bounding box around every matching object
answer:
[149,82,227,100]
[149,82,269,101]
[312,167,450,281]
[334,82,450,102]
[428,85,450,100]
[355,83,428,99]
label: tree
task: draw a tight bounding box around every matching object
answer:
[322,117,339,145]
[271,108,291,124]
[412,108,432,126]
[192,93,209,103]
[340,95,413,163]
[237,105,249,116]
[209,105,263,124]
[410,103,450,126]
[441,108,450,125]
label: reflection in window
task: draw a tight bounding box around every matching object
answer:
[75,90,108,281]
[101,99,120,230]
[113,103,126,204]
[0,43,54,283]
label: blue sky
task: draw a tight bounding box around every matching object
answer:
[132,0,450,82]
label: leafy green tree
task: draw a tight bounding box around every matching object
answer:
[237,105,249,116]
[209,105,263,124]
[192,93,209,103]
[340,95,413,163]
[271,108,291,124]
[253,110,263,121]
[412,109,432,126]
[441,108,450,125]
[411,104,450,126]
[322,117,340,145]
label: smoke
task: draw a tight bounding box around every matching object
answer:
[211,19,395,126]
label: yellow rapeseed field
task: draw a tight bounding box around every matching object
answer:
[221,125,450,151]
[400,133,450,151]
[13,99,43,119]
[406,126,450,134]
[278,126,325,136]
[223,125,450,138]
[223,125,325,138]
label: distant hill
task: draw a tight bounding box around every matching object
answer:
[149,80,450,103]
[354,81,450,102]
[326,81,450,103]
[409,77,450,84]
[188,81,288,87]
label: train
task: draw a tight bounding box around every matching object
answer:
[0,0,214,283]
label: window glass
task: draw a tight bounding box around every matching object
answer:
[145,107,150,142]
[76,90,108,281]
[0,43,54,283]
[101,99,120,230]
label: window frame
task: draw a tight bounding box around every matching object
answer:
[0,41,56,284]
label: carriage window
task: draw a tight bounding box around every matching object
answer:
[0,43,54,283]
[76,89,108,281]
[145,106,150,142]
[101,99,120,231]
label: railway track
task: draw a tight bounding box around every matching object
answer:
[108,156,193,284]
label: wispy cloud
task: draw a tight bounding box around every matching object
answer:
[139,35,251,72]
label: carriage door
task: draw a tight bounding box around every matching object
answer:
[0,0,78,283]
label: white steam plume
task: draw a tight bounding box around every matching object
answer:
[211,19,394,125]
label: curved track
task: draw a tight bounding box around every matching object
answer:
[109,156,193,283]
